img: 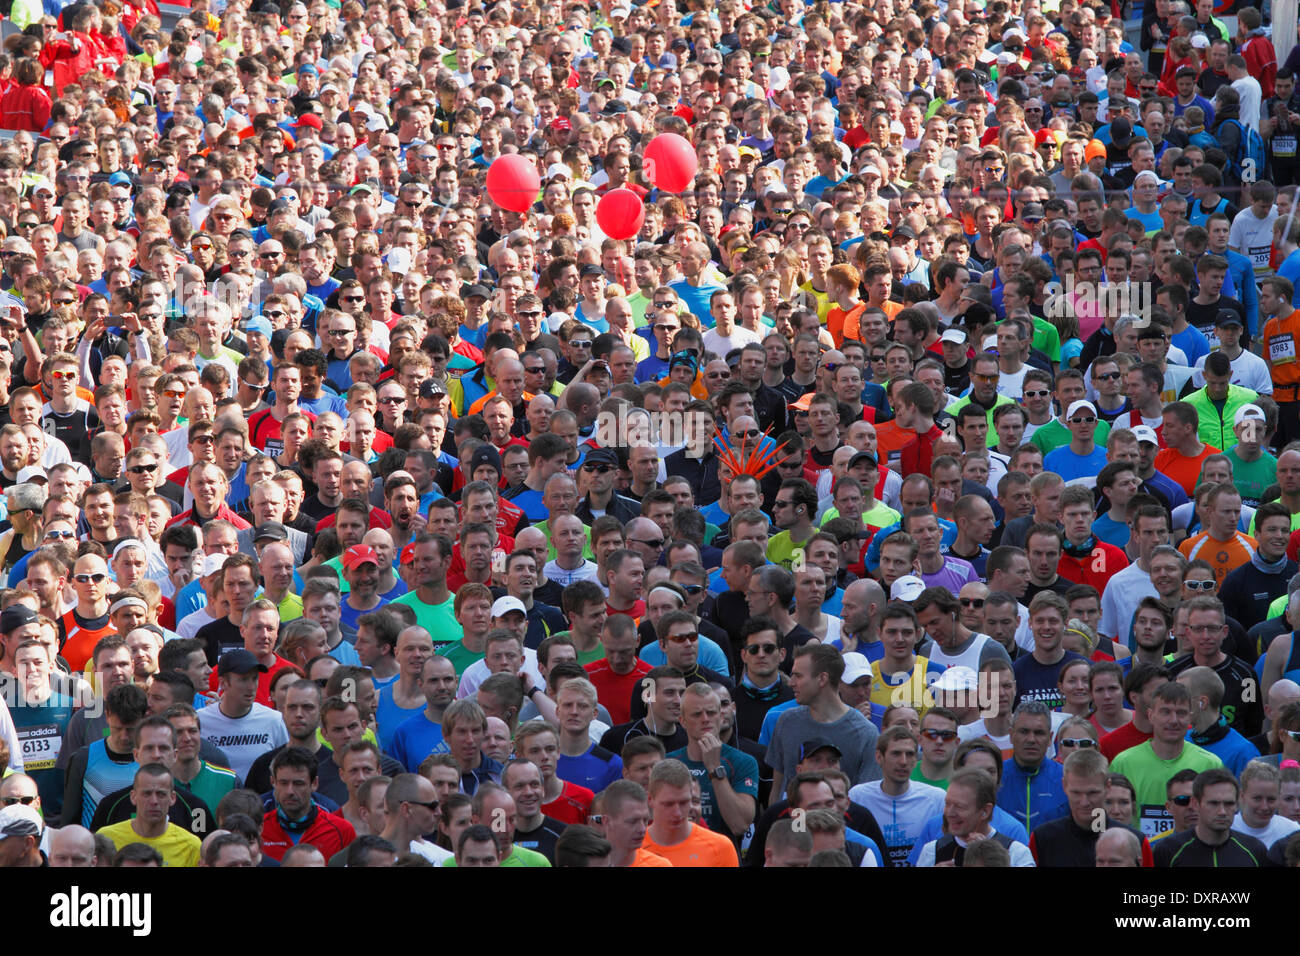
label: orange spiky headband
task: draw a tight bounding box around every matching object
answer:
[713,425,789,480]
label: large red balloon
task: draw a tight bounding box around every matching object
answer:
[596,188,646,240]
[485,154,540,213]
[643,133,699,193]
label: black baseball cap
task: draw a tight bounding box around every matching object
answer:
[218,649,268,676]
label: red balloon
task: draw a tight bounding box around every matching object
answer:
[643,133,699,193]
[485,154,540,213]
[596,188,646,240]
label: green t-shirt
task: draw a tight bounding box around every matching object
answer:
[1031,317,1062,364]
[178,760,237,813]
[442,844,551,867]
[392,592,463,643]
[910,766,950,790]
[1110,740,1222,838]
[767,529,813,570]
[439,642,485,677]
[1224,447,1277,507]
[540,521,595,561]
[821,502,902,530]
[1030,417,1113,456]
[550,632,606,666]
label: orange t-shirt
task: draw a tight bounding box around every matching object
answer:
[1154,444,1221,496]
[827,302,866,348]
[642,824,739,867]
[873,419,917,467]
[1179,531,1259,585]
[630,847,674,867]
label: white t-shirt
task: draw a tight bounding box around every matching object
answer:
[1232,812,1300,848]
[543,559,601,587]
[1191,349,1273,394]
[702,324,764,357]
[197,701,289,782]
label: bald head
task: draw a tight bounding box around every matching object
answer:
[48,824,97,867]
[1269,678,1300,716]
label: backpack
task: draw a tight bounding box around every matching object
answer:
[1224,118,1267,183]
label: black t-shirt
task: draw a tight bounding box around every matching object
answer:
[196,617,244,666]
[513,817,567,864]
[944,359,971,395]
[1186,295,1246,340]
[598,718,688,756]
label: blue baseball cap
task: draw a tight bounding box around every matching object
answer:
[108,171,132,187]
[246,316,273,339]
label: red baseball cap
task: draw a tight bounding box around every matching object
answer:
[294,113,323,131]
[551,116,572,131]
[400,543,416,566]
[343,544,380,571]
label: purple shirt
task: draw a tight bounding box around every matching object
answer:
[920,556,979,593]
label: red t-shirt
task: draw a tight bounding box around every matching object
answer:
[584,657,653,725]
[606,599,646,625]
[542,780,595,825]
[1099,720,1152,761]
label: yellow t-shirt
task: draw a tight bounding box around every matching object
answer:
[97,820,201,867]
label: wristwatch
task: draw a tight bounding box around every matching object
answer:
[525,686,541,698]
[710,765,728,780]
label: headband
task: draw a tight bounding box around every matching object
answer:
[109,596,148,616]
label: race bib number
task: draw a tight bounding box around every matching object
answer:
[1270,332,1297,366]
[1275,135,1297,157]
[1249,244,1272,275]
[1139,805,1174,839]
[17,723,62,771]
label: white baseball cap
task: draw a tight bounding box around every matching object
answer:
[940,329,967,345]
[841,652,873,685]
[1066,399,1097,420]
[1234,403,1265,426]
[491,596,527,617]
[890,575,926,602]
[1131,424,1160,445]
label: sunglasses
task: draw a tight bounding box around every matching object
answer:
[960,598,985,608]
[523,365,545,374]
[583,463,614,474]
[1095,372,1121,382]
[666,632,699,643]
[163,389,187,399]
[920,728,959,742]
[1068,417,1097,425]
[1058,738,1097,749]
[328,328,356,337]
[192,435,216,445]
[45,530,76,540]
[74,572,108,584]
[1171,794,1193,806]
[1022,389,1050,399]
[50,370,77,381]
[127,464,158,474]
[0,795,36,805]
[630,537,665,549]
[743,642,778,655]
[265,310,287,319]
[680,584,704,596]
[570,341,592,349]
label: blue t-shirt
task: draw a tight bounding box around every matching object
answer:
[557,744,623,793]
[1043,444,1110,488]
[389,711,450,771]
[640,635,731,676]
[375,683,424,756]
[1091,513,1130,549]
[1013,650,1089,710]
[507,488,548,524]
[307,278,341,301]
[669,278,725,323]
[1172,324,1213,368]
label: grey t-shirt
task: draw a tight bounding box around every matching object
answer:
[766,706,881,785]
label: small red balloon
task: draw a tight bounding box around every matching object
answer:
[596,188,646,240]
[643,133,699,193]
[485,154,540,213]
